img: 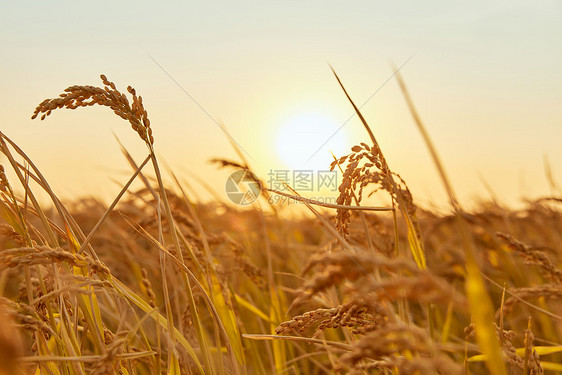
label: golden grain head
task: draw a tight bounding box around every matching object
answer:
[31,74,154,146]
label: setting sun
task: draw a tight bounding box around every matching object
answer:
[274,112,348,173]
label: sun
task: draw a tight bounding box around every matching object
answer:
[274,112,348,172]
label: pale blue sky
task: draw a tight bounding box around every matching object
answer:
[1,1,561,208]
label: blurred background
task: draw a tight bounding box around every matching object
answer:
[1,0,561,210]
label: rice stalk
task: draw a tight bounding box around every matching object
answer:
[395,70,507,375]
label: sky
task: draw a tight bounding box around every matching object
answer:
[1,1,561,211]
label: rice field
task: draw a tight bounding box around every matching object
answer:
[0,73,561,374]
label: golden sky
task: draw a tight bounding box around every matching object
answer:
[1,1,561,209]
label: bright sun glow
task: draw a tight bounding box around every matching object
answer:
[275,112,348,172]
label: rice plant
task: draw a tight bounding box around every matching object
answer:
[0,72,560,374]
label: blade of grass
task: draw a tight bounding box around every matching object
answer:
[170,170,246,368]
[77,155,151,255]
[108,277,204,373]
[395,70,507,375]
